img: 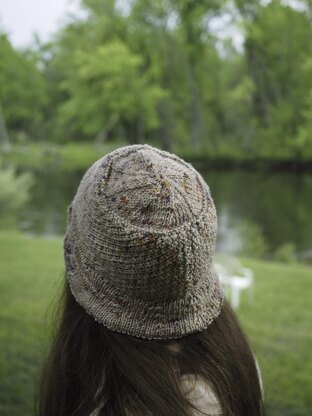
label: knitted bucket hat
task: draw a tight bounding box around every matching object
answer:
[64,144,224,340]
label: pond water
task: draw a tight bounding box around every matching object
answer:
[17,166,312,259]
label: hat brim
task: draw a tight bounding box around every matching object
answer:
[64,228,224,341]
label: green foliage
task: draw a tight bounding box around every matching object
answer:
[1,0,312,161]
[244,0,312,157]
[0,142,126,170]
[294,58,312,158]
[0,166,34,229]
[60,41,167,137]
[237,220,269,259]
[0,34,46,140]
[273,242,297,264]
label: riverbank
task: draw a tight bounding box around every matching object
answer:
[1,142,312,171]
[0,232,311,416]
[0,142,125,171]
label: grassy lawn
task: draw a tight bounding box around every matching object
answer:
[0,232,311,415]
[2,142,312,172]
[0,141,127,171]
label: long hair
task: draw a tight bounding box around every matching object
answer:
[36,275,264,416]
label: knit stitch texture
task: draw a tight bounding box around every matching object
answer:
[64,144,224,340]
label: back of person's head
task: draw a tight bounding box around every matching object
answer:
[37,144,264,416]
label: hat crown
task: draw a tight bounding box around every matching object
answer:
[92,144,212,229]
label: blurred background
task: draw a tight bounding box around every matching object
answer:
[0,1,311,415]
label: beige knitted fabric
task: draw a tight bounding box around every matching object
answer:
[64,144,224,340]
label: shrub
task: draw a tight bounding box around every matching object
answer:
[237,220,269,259]
[0,166,33,229]
[274,242,297,263]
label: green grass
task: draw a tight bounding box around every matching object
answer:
[0,141,127,171]
[0,232,63,416]
[238,258,312,415]
[2,141,312,172]
[0,232,311,415]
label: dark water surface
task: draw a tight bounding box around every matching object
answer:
[18,167,312,257]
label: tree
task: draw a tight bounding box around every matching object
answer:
[39,0,130,143]
[176,0,226,149]
[129,0,228,151]
[0,33,46,141]
[243,0,312,155]
[0,166,33,229]
[294,58,312,159]
[0,100,11,153]
[59,40,166,142]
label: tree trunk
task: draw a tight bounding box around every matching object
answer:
[136,116,144,144]
[179,1,203,150]
[0,102,11,154]
[157,100,173,152]
[94,114,119,146]
[188,62,203,150]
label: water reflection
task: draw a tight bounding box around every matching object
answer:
[17,167,312,258]
[205,169,312,255]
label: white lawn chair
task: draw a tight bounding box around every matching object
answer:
[214,255,254,309]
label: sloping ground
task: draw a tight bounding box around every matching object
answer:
[0,232,311,416]
[2,143,312,172]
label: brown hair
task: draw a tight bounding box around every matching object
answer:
[36,276,264,416]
